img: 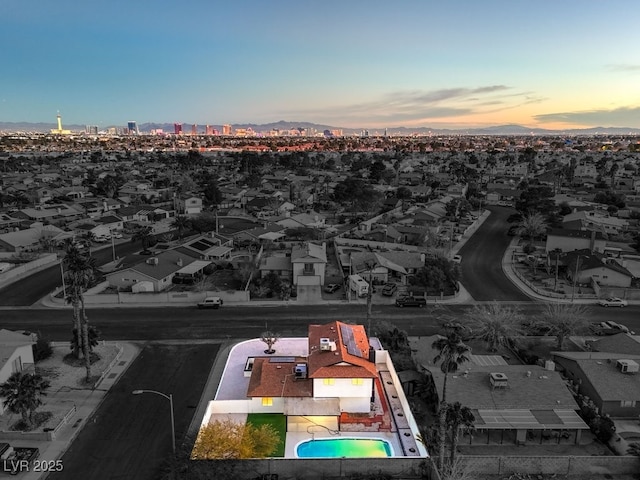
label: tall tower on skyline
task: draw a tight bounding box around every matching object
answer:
[50,111,71,135]
[174,123,183,135]
[127,121,139,135]
[222,124,232,135]
[191,123,198,135]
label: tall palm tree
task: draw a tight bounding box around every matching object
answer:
[0,372,50,429]
[464,302,525,352]
[536,303,591,350]
[432,333,470,470]
[171,215,191,240]
[131,226,154,253]
[64,244,96,382]
[445,402,475,465]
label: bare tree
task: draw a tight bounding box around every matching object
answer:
[260,330,280,354]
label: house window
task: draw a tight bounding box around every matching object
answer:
[323,378,335,386]
[262,397,273,407]
[304,263,314,274]
[352,378,363,386]
[621,400,636,408]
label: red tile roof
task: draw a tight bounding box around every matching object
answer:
[246,357,313,398]
[307,321,377,379]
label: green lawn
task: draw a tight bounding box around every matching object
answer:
[246,413,286,457]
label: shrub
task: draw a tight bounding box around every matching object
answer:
[522,243,536,254]
[590,415,615,443]
[33,336,53,362]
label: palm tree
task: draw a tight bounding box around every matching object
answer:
[0,372,50,429]
[432,333,470,470]
[464,302,525,352]
[171,215,191,240]
[64,244,96,382]
[536,303,591,350]
[131,226,154,253]
[445,402,475,465]
[517,211,547,243]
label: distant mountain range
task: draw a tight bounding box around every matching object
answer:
[1,120,640,136]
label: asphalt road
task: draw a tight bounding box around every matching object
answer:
[459,206,531,301]
[3,304,640,341]
[0,241,144,306]
[47,342,220,480]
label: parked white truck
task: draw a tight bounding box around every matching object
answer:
[348,274,369,297]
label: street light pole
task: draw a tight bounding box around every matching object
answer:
[132,389,176,455]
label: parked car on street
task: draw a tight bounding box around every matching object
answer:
[597,297,628,307]
[589,321,633,335]
[395,295,426,308]
[197,297,223,309]
[324,283,341,294]
[452,254,462,264]
[381,283,397,296]
[112,232,123,239]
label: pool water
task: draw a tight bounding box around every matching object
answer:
[296,438,393,458]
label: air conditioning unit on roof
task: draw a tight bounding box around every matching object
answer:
[320,338,331,351]
[617,359,639,374]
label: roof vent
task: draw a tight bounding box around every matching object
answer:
[146,257,159,265]
[617,359,639,374]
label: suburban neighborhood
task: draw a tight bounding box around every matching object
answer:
[1,132,640,479]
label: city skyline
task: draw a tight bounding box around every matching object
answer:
[2,1,640,129]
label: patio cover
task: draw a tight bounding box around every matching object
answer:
[283,397,340,416]
[176,260,211,275]
[473,409,588,430]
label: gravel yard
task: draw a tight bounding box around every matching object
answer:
[0,343,120,432]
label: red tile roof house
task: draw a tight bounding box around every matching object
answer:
[195,321,427,459]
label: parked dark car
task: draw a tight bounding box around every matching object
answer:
[395,295,426,308]
[381,283,398,296]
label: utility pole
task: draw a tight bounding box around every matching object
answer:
[571,256,582,302]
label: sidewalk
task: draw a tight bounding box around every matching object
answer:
[20,342,141,480]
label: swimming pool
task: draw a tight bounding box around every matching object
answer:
[296,438,393,458]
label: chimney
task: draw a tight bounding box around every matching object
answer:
[589,230,596,253]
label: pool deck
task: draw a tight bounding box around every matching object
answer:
[208,337,424,458]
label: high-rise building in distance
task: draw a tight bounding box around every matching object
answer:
[127,121,139,135]
[222,124,232,135]
[191,124,198,136]
[174,123,183,135]
[85,125,99,135]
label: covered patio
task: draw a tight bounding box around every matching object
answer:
[461,408,589,446]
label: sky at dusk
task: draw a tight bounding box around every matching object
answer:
[2,0,640,130]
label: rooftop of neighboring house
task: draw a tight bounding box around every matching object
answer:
[553,351,640,402]
[586,333,640,356]
[115,249,199,281]
[546,228,605,240]
[291,242,327,263]
[435,364,578,410]
[563,210,628,228]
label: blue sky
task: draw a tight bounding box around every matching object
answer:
[2,0,640,129]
